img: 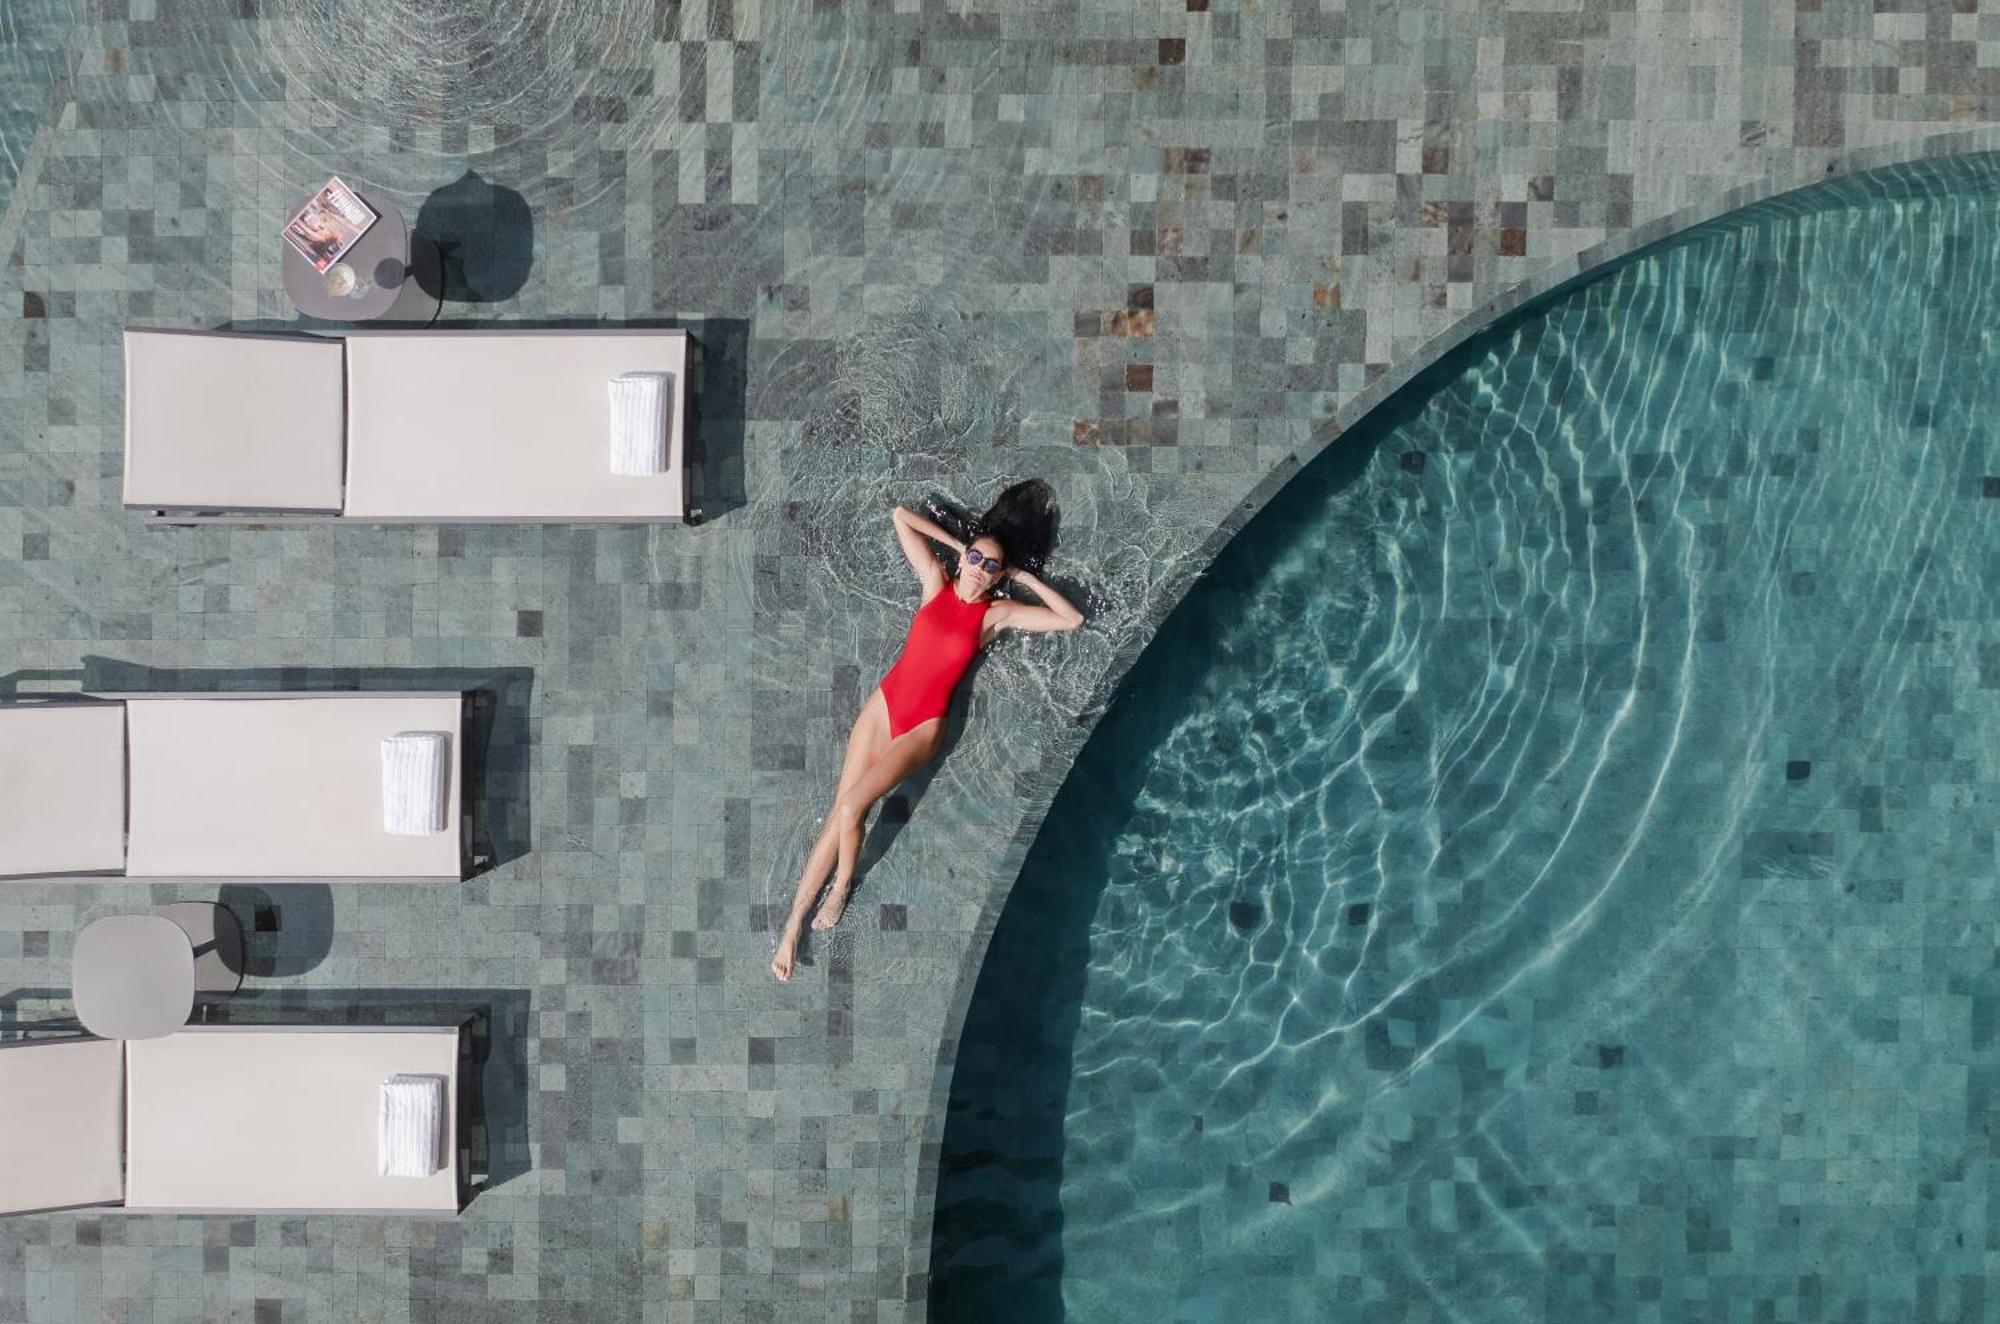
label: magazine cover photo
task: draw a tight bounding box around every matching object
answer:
[282,177,378,273]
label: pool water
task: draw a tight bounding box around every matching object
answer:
[0,0,73,222]
[934,155,2000,1320]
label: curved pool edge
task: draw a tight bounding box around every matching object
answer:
[903,123,2000,1301]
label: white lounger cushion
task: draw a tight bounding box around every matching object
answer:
[0,1039,126,1214]
[0,704,128,877]
[125,1028,461,1212]
[122,329,346,513]
[124,695,463,878]
[343,329,687,519]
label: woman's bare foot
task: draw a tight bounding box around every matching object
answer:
[811,883,853,931]
[771,922,803,981]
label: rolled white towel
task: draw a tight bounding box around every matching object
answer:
[608,371,673,476]
[378,1073,447,1178]
[381,730,450,835]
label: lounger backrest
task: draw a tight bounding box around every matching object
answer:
[0,703,128,878]
[0,1039,125,1214]
[122,329,347,513]
[124,1026,462,1213]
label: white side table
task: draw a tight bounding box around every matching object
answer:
[72,915,194,1040]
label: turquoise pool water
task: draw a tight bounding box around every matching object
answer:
[935,156,2000,1320]
[0,0,72,222]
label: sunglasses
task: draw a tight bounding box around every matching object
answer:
[962,549,1005,573]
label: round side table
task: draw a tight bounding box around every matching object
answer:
[72,915,194,1041]
[282,188,441,324]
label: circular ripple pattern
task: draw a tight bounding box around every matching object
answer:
[935,157,2000,1320]
[204,0,659,202]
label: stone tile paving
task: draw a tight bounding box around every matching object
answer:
[0,0,1997,1320]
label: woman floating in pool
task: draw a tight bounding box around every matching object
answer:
[772,481,1084,980]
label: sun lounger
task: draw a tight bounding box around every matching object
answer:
[0,692,469,882]
[122,326,691,523]
[0,1026,467,1216]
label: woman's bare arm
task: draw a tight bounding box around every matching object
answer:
[989,569,1085,635]
[892,505,956,596]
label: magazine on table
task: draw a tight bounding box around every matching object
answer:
[282,177,379,273]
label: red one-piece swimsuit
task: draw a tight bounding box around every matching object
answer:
[878,588,991,738]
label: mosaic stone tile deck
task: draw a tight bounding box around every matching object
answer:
[1,1,1999,1320]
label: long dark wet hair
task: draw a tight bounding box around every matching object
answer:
[971,479,1059,574]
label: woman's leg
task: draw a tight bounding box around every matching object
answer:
[795,693,890,902]
[772,693,891,981]
[812,718,944,931]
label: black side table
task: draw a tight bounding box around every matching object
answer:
[282,189,441,323]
